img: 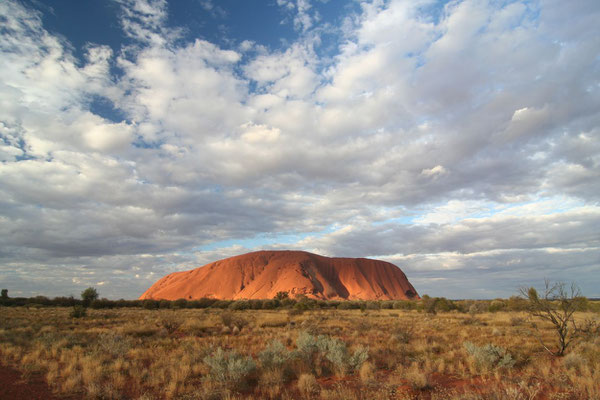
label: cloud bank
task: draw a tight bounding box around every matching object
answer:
[1,0,599,298]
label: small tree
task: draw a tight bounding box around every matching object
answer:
[274,291,289,300]
[1,289,7,299]
[70,305,87,318]
[81,287,99,307]
[520,280,585,356]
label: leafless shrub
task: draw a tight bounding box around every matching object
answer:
[157,315,181,334]
[575,318,600,342]
[520,280,586,356]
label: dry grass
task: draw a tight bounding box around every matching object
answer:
[0,306,598,399]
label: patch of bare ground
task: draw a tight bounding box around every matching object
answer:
[0,363,81,400]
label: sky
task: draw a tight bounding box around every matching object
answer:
[0,0,599,300]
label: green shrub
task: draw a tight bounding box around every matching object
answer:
[70,305,87,318]
[220,311,249,330]
[464,342,515,372]
[188,297,217,308]
[349,345,369,371]
[173,298,187,308]
[322,337,348,374]
[142,299,159,310]
[296,330,319,363]
[280,298,296,308]
[258,340,291,370]
[210,300,232,309]
[295,331,368,376]
[393,300,416,310]
[380,301,394,309]
[337,301,359,310]
[488,300,506,312]
[90,298,114,309]
[158,299,171,309]
[81,287,98,307]
[261,299,280,309]
[421,295,437,314]
[229,300,250,310]
[434,297,456,312]
[274,291,289,300]
[366,301,380,310]
[506,296,529,311]
[203,347,256,391]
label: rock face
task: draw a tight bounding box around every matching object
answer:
[139,250,419,301]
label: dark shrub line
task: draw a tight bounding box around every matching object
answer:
[1,292,597,312]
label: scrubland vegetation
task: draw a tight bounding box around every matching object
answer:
[1,293,599,399]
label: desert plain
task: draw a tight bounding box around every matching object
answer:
[1,294,599,400]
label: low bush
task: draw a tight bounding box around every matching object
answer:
[173,298,187,308]
[464,342,515,372]
[404,364,430,390]
[393,300,417,310]
[576,318,600,341]
[142,299,159,310]
[220,311,249,331]
[259,319,288,328]
[70,305,87,318]
[295,331,369,376]
[258,339,292,370]
[158,315,182,334]
[563,352,586,372]
[203,347,256,391]
[488,300,506,312]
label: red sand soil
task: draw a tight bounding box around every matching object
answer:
[0,364,81,400]
[140,250,419,301]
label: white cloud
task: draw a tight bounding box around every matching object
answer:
[240,122,281,143]
[277,0,315,33]
[115,0,173,46]
[80,116,133,152]
[421,165,447,178]
[244,43,318,98]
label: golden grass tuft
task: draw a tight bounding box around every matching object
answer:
[297,373,319,398]
[359,361,376,385]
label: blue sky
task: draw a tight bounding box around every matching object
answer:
[0,0,599,299]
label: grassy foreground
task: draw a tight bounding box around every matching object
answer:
[0,306,598,399]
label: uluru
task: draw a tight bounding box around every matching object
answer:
[140,250,419,301]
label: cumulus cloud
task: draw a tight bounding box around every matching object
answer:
[1,0,599,298]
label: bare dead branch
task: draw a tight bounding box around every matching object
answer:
[519,280,585,356]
